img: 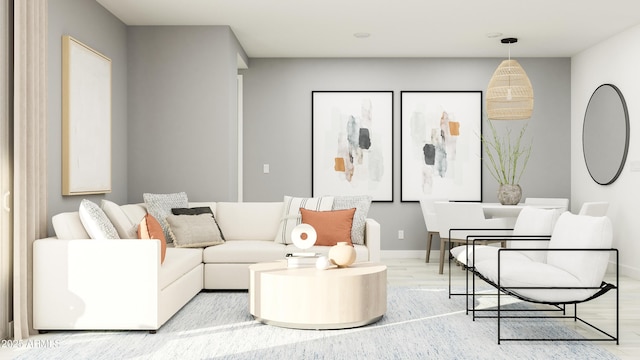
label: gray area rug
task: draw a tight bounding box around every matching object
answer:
[15,287,617,359]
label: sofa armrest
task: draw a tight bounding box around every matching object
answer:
[364,218,381,262]
[33,238,162,330]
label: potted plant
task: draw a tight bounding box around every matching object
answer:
[481,119,532,205]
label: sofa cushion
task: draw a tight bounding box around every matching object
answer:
[274,196,334,244]
[300,208,356,246]
[159,247,203,290]
[119,204,147,227]
[216,202,284,241]
[138,214,167,264]
[101,200,138,239]
[203,240,287,263]
[78,199,120,239]
[52,212,90,239]
[332,195,372,245]
[143,192,189,243]
[166,213,225,248]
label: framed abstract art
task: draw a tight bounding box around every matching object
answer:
[312,91,393,202]
[400,91,482,202]
[62,35,112,195]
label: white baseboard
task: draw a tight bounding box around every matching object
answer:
[616,262,640,279]
[381,250,432,260]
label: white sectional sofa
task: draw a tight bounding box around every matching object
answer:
[33,200,381,332]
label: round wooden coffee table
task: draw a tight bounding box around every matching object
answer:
[249,261,387,329]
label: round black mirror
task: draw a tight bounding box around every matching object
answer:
[583,84,629,185]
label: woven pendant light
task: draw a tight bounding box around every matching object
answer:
[486,38,534,120]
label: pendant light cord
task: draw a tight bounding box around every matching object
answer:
[507,40,512,99]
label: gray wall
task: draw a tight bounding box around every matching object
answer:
[127,26,242,203]
[47,1,570,251]
[47,0,128,234]
[48,4,246,235]
[240,58,571,251]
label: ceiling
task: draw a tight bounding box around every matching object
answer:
[96,0,640,58]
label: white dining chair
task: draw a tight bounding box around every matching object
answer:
[524,197,569,212]
[419,198,447,263]
[578,201,609,216]
[433,202,512,274]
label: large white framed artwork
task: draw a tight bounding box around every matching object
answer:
[312,91,393,202]
[400,91,482,202]
[62,35,112,195]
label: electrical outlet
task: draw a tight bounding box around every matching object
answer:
[263,164,270,174]
[398,230,404,240]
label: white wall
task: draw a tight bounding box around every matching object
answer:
[572,24,640,278]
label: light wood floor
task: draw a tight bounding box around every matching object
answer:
[383,255,640,359]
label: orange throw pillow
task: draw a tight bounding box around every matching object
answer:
[138,214,167,264]
[300,208,356,246]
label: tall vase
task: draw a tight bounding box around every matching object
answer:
[328,242,356,268]
[497,184,522,205]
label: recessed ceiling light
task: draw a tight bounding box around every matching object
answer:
[354,32,371,39]
[486,32,503,38]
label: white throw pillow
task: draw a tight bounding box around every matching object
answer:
[274,196,334,244]
[78,199,120,239]
[101,199,138,239]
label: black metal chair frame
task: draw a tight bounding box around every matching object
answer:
[446,228,513,299]
[448,231,561,320]
[465,236,619,344]
[448,233,549,309]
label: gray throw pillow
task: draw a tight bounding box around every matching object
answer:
[332,195,372,245]
[143,192,189,243]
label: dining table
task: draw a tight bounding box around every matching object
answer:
[480,202,567,226]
